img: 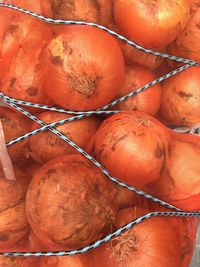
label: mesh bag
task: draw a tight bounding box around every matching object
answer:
[0,2,199,267]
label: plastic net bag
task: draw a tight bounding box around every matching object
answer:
[0,1,199,267]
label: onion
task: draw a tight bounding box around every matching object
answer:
[160,66,200,126]
[90,111,173,188]
[169,11,200,65]
[26,154,116,250]
[43,25,125,111]
[114,0,190,48]
[85,207,181,267]
[0,107,30,163]
[148,201,199,267]
[107,23,165,70]
[40,0,112,26]
[147,133,200,211]
[1,12,52,108]
[120,43,165,70]
[116,65,161,116]
[0,166,29,249]
[29,111,101,163]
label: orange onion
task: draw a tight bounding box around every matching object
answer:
[90,111,173,188]
[107,23,165,70]
[0,166,29,249]
[43,25,125,111]
[116,65,161,116]
[85,207,181,267]
[160,66,200,126]
[169,11,200,65]
[1,12,52,107]
[0,107,30,163]
[113,0,190,48]
[40,0,112,26]
[147,133,200,211]
[147,198,199,267]
[29,111,101,163]
[120,43,166,70]
[26,154,116,250]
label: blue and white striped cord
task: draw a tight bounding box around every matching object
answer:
[2,211,200,257]
[0,3,199,257]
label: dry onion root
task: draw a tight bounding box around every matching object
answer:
[85,208,182,267]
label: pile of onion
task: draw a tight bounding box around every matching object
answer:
[40,0,112,26]
[169,11,200,65]
[26,154,116,250]
[147,133,200,211]
[113,0,190,48]
[90,111,173,188]
[85,207,181,267]
[0,11,52,107]
[160,66,200,126]
[43,25,125,111]
[29,111,101,163]
[0,107,30,163]
[115,65,161,116]
[0,166,29,249]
